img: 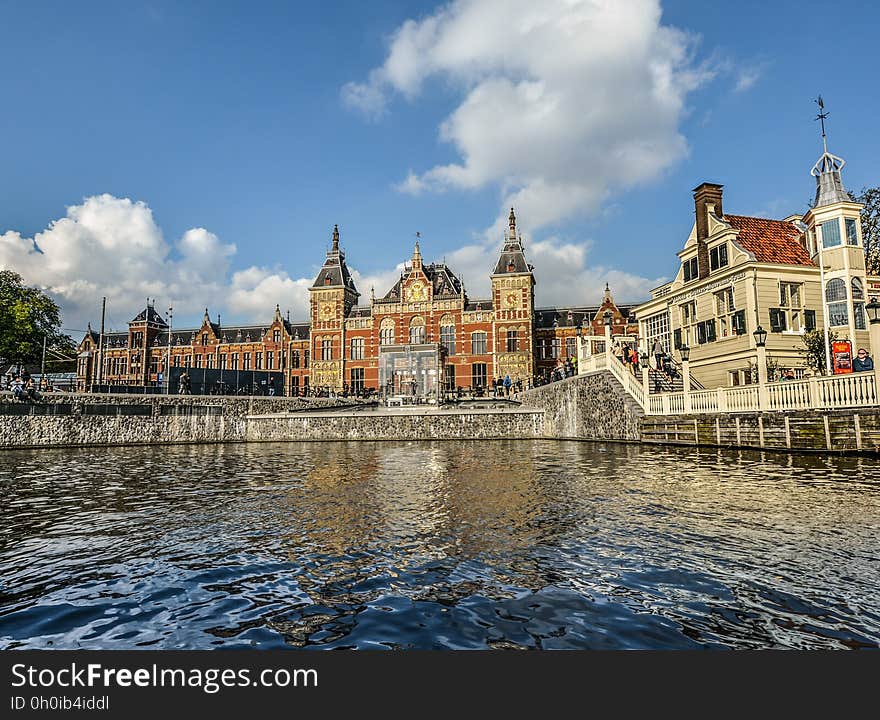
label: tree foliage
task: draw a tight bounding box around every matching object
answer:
[0,270,75,370]
[852,186,880,275]
[799,328,838,375]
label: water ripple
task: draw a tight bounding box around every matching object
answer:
[0,440,878,649]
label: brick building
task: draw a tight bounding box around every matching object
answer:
[77,209,637,395]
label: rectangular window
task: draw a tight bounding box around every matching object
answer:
[267,351,274,369]
[206,354,214,369]
[292,351,300,368]
[231,353,239,369]
[777,282,803,331]
[441,325,456,355]
[769,308,787,333]
[804,310,816,332]
[471,332,487,355]
[709,244,728,271]
[732,309,747,335]
[854,302,866,330]
[350,368,364,393]
[445,364,456,392]
[506,329,519,352]
[219,355,227,369]
[845,218,859,245]
[550,338,560,359]
[471,363,487,389]
[644,312,670,357]
[350,337,364,360]
[821,219,842,248]
[303,375,309,393]
[827,302,848,327]
[304,350,309,369]
[243,353,251,370]
[695,320,716,344]
[683,257,699,282]
[714,287,735,337]
[195,354,202,368]
[291,375,299,395]
[322,339,332,360]
[566,337,577,359]
[273,330,281,343]
[680,301,697,346]
[255,352,263,369]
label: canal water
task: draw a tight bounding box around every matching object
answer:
[1,440,878,650]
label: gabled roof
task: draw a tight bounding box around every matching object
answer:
[381,263,463,300]
[534,305,637,329]
[131,305,168,326]
[724,215,813,267]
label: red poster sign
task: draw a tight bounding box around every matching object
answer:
[832,340,853,375]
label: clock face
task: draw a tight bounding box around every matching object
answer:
[409,281,425,301]
[504,292,518,309]
[320,302,334,319]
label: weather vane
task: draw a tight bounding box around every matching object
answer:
[815,95,829,151]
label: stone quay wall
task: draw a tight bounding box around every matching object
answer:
[516,371,644,441]
[0,392,372,449]
[641,408,880,454]
[245,408,544,442]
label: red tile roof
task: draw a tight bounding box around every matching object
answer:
[724,215,814,266]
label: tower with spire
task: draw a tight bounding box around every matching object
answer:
[491,207,536,383]
[802,96,869,352]
[309,224,360,390]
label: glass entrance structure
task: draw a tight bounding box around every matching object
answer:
[378,343,443,404]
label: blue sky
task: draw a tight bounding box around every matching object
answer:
[1,0,878,332]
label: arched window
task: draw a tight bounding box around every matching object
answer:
[825,278,846,302]
[852,277,864,300]
[409,316,426,344]
[439,314,456,355]
[826,279,848,327]
[379,318,395,346]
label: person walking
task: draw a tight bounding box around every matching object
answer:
[652,340,664,372]
[854,348,874,372]
[503,374,512,397]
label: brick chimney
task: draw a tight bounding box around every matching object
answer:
[692,183,723,279]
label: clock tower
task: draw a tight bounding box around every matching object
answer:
[491,208,536,383]
[309,224,359,391]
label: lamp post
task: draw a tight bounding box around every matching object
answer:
[603,310,613,364]
[866,298,880,390]
[165,306,173,395]
[753,325,769,411]
[680,345,691,413]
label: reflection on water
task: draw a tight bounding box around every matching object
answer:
[0,440,878,649]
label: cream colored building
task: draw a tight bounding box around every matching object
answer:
[635,139,869,390]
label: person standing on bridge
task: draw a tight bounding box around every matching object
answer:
[652,340,664,372]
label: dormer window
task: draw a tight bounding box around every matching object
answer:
[709,244,728,271]
[683,257,698,282]
[507,261,515,272]
[324,275,332,285]
[201,333,208,346]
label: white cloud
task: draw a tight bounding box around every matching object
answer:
[734,65,763,93]
[343,0,714,233]
[1,194,661,337]
[0,195,308,332]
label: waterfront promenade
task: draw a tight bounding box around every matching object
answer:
[3,368,880,454]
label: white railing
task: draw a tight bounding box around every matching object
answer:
[578,348,879,416]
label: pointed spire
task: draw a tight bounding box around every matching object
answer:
[811,96,849,207]
[332,224,339,253]
[204,307,210,323]
[412,232,422,269]
[603,282,613,304]
[509,207,516,238]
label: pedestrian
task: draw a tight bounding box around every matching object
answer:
[11,376,24,402]
[652,340,664,372]
[854,348,874,372]
[503,374,512,397]
[613,341,624,365]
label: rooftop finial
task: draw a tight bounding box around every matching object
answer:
[413,232,422,262]
[811,95,849,207]
[509,207,516,237]
[815,95,829,154]
[332,224,339,253]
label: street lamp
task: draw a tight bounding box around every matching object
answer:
[679,345,691,412]
[753,325,768,409]
[866,298,880,388]
[753,325,768,348]
[866,298,880,324]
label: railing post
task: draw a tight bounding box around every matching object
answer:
[716,387,727,413]
[809,375,821,409]
[756,343,769,411]
[682,358,691,414]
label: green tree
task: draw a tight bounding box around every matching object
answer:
[851,186,880,274]
[0,270,75,371]
[799,328,837,375]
